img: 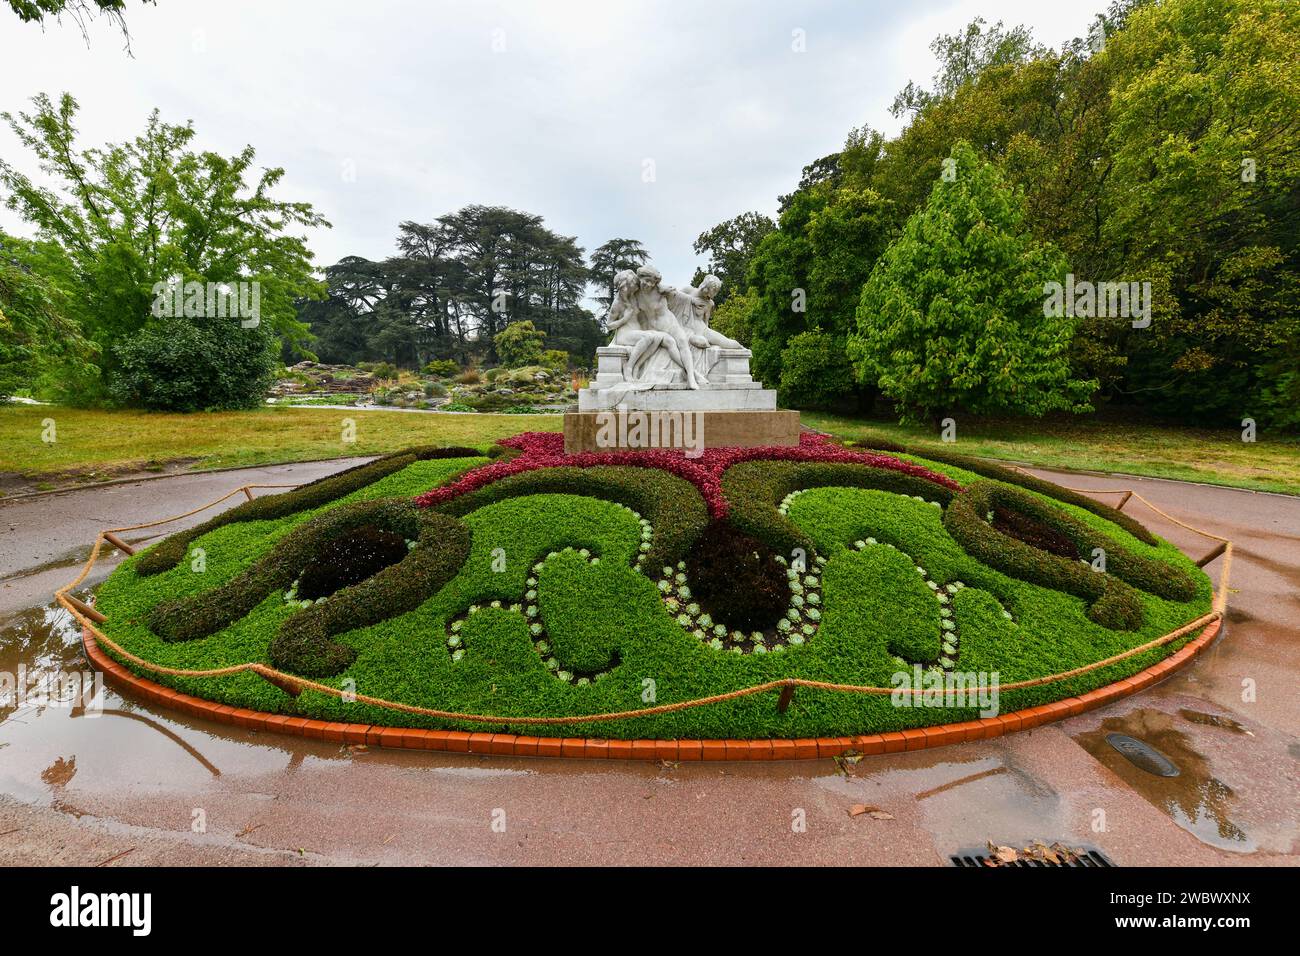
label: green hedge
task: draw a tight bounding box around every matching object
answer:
[435,465,708,569]
[722,460,956,556]
[134,446,482,576]
[914,447,1159,546]
[148,497,470,677]
[942,481,1196,630]
[270,508,469,676]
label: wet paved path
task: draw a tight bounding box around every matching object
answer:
[1,460,1296,865]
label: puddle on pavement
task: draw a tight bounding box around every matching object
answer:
[0,596,550,816]
[1075,709,1253,852]
[1179,709,1250,735]
[815,752,1068,854]
[0,600,88,723]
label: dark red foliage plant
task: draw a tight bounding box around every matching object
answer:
[297,524,409,599]
[685,521,789,632]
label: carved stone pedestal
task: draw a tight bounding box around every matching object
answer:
[578,346,779,412]
[563,409,801,454]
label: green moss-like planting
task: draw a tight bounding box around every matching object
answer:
[94,445,1214,739]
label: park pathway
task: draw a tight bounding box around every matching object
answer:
[1,458,1296,865]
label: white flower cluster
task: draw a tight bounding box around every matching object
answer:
[615,503,654,571]
[657,551,827,654]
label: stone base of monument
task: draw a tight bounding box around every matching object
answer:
[563,409,801,453]
[567,344,799,453]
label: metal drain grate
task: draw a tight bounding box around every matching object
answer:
[950,847,1114,868]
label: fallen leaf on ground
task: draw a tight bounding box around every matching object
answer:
[833,751,864,775]
[988,842,1019,864]
[849,804,894,820]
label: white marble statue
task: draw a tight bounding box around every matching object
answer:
[579,258,777,413]
[606,269,692,384]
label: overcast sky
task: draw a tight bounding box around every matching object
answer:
[0,0,1099,292]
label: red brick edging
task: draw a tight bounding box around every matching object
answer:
[81,619,1221,760]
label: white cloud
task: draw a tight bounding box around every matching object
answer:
[0,0,1104,294]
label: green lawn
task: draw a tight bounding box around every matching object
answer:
[802,412,1300,496]
[0,405,562,481]
[2,403,1295,496]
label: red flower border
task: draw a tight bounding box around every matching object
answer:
[413,431,962,517]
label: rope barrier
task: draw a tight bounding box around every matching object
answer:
[57,472,1233,726]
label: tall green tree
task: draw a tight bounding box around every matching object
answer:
[691,212,773,305]
[0,231,97,398]
[1099,0,1300,425]
[0,93,328,406]
[850,142,1095,423]
[589,238,649,314]
[744,160,894,393]
[304,207,600,369]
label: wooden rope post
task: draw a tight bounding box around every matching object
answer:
[256,670,303,698]
[242,487,256,502]
[777,682,796,714]
[1116,490,1133,511]
[64,594,106,624]
[1197,541,1228,568]
[102,532,135,556]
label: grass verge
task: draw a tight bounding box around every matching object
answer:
[801,412,1300,495]
[0,405,562,483]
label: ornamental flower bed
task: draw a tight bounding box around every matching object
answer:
[412,431,961,518]
[90,434,1215,742]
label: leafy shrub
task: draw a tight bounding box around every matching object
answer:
[841,436,907,454]
[494,320,546,367]
[539,349,569,372]
[110,316,279,411]
[943,481,1196,630]
[849,141,1095,422]
[483,367,504,382]
[270,508,470,676]
[147,497,471,677]
[296,524,409,599]
[778,330,858,409]
[505,365,550,384]
[992,505,1078,559]
[423,359,460,377]
[685,522,789,632]
[442,402,475,412]
[503,404,537,414]
[135,446,483,575]
[370,362,399,381]
[462,392,516,412]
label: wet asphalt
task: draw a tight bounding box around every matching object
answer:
[0,459,1296,865]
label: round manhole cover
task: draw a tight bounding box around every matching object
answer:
[1105,733,1180,777]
